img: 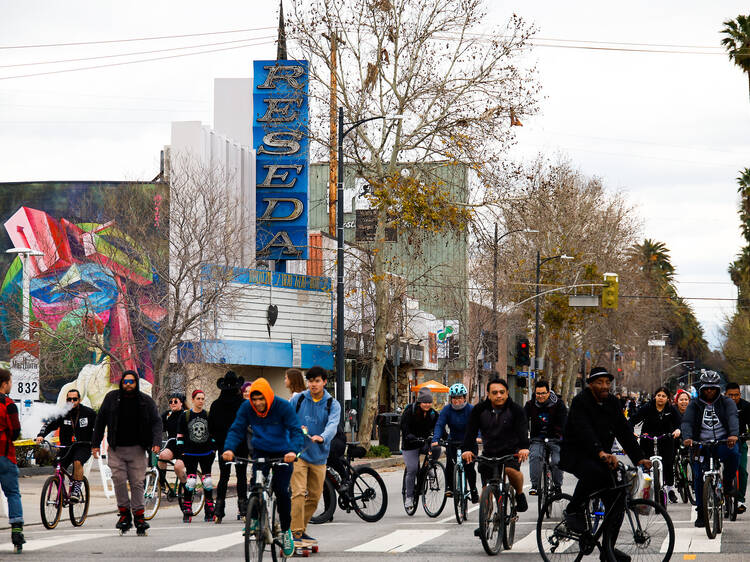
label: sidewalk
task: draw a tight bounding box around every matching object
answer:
[0,455,403,531]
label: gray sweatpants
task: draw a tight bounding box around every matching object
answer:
[108,445,147,512]
[403,444,442,500]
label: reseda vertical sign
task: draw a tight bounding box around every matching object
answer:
[253,60,309,260]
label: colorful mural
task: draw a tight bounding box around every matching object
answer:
[0,182,167,406]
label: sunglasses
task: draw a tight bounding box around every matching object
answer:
[122,379,137,385]
[169,399,181,404]
[66,397,79,402]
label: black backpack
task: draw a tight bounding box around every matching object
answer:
[294,394,347,453]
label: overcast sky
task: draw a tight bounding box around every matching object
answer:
[1,1,748,349]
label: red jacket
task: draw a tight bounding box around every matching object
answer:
[0,394,21,464]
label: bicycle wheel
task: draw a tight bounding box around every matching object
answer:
[422,460,447,517]
[538,462,550,520]
[402,469,418,516]
[245,496,264,562]
[537,493,582,562]
[727,472,739,522]
[351,466,388,522]
[453,464,466,524]
[653,462,667,509]
[309,476,336,524]
[270,497,287,562]
[143,468,161,520]
[605,498,675,562]
[69,476,90,526]
[683,461,696,505]
[40,475,63,529]
[479,485,504,555]
[703,476,719,539]
[503,485,516,550]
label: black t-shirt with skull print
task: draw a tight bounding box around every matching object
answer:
[177,409,215,455]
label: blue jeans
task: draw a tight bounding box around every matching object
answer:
[529,439,563,488]
[0,457,23,524]
[693,442,740,508]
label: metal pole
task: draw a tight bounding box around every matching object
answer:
[659,346,664,387]
[21,253,29,340]
[336,106,345,416]
[492,223,498,392]
[534,250,541,375]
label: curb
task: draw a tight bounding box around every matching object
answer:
[352,456,404,470]
[19,466,55,477]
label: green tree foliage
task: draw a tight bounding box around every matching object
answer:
[721,15,750,101]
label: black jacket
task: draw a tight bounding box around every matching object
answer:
[463,397,529,456]
[735,397,750,435]
[208,388,245,451]
[629,400,680,437]
[524,393,567,440]
[680,395,739,441]
[561,388,645,470]
[162,409,183,440]
[92,376,162,450]
[400,403,439,451]
[38,404,97,446]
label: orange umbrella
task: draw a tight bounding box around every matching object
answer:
[410,379,450,393]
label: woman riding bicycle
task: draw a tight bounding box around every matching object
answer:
[432,383,478,503]
[629,385,681,503]
[675,388,691,419]
[401,387,441,511]
[157,392,187,496]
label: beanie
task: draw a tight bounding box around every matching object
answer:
[417,387,433,403]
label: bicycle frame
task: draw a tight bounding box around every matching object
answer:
[641,434,670,506]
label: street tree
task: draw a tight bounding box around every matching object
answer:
[721,14,750,101]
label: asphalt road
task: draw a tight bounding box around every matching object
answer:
[1,464,749,560]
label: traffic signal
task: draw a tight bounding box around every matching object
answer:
[516,337,530,366]
[602,273,619,310]
[449,335,460,359]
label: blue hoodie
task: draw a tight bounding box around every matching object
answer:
[224,377,304,455]
[291,389,341,465]
[434,402,474,443]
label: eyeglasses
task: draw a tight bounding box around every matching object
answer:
[66,397,79,402]
[122,379,136,385]
[169,399,181,404]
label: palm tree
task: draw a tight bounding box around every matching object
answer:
[721,15,750,101]
[628,239,675,283]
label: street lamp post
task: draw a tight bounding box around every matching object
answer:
[6,248,44,340]
[336,107,403,415]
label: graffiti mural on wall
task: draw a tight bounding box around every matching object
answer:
[0,182,167,408]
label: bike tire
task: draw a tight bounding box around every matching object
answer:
[536,492,578,562]
[270,497,287,562]
[245,496,263,562]
[703,476,719,540]
[351,466,388,523]
[309,475,336,524]
[502,485,516,550]
[69,476,90,527]
[422,460,447,518]
[728,472,739,522]
[605,498,675,561]
[684,461,696,505]
[402,469,418,516]
[479,485,504,555]
[143,469,161,521]
[40,475,63,530]
[453,464,465,524]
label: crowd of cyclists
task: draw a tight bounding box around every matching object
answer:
[0,362,746,557]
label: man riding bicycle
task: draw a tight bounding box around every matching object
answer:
[681,370,740,528]
[462,377,530,537]
[524,379,567,497]
[432,383,478,503]
[35,388,96,502]
[725,381,750,514]
[560,367,650,561]
[222,377,303,558]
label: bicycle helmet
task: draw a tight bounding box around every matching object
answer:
[698,369,721,389]
[449,383,468,397]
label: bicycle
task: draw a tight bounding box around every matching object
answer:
[231,456,289,562]
[674,442,695,505]
[476,454,519,555]
[640,433,671,509]
[443,439,471,524]
[533,437,561,520]
[38,440,91,529]
[143,455,205,520]
[401,438,447,518]
[309,441,388,524]
[537,461,675,561]
[691,438,736,538]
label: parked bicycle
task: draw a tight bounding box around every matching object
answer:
[309,441,388,524]
[38,440,91,529]
[537,461,675,561]
[143,455,204,520]
[674,442,695,505]
[475,455,518,555]
[641,433,671,509]
[533,437,561,520]
[401,438,447,518]
[691,438,736,538]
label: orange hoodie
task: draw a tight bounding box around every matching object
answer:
[249,377,275,418]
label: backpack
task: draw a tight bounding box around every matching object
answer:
[295,394,346,452]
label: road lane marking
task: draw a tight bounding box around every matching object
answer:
[509,530,541,553]
[663,527,721,553]
[435,505,479,524]
[0,532,109,552]
[346,529,449,552]
[158,530,244,552]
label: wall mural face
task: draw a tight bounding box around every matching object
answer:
[0,182,166,408]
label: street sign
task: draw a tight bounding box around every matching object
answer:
[516,371,536,378]
[569,295,599,307]
[648,339,666,347]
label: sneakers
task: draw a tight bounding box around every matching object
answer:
[694,514,705,528]
[246,518,258,533]
[70,481,82,503]
[282,529,295,557]
[528,487,538,496]
[516,493,528,513]
[404,497,415,510]
[293,532,305,550]
[470,489,479,504]
[564,510,587,533]
[473,527,481,537]
[667,488,678,504]
[301,532,317,545]
[738,501,747,514]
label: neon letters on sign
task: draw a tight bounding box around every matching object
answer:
[253,60,309,260]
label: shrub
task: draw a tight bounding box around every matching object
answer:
[366,445,391,458]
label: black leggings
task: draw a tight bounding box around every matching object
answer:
[217,455,247,506]
[444,443,477,492]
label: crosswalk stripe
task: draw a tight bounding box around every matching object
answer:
[158,530,244,552]
[665,527,721,553]
[508,529,539,553]
[346,529,449,553]
[0,532,109,552]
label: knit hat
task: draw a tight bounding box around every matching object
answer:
[217,370,245,390]
[417,387,433,403]
[587,367,614,384]
[191,389,205,400]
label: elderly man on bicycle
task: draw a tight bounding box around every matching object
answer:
[560,367,649,561]
[681,370,740,528]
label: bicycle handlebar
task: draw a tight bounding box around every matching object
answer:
[229,456,289,467]
[36,439,92,448]
[477,454,518,465]
[640,433,672,441]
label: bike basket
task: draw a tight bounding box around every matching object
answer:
[348,445,367,459]
[631,466,653,511]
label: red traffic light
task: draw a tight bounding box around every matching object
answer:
[521,342,527,349]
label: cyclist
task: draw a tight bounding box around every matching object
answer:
[462,376,530,538]
[674,388,691,418]
[401,387,441,511]
[35,388,96,502]
[560,367,649,561]
[725,382,750,514]
[524,379,567,497]
[432,383,478,503]
[629,385,681,503]
[176,389,216,522]
[222,377,303,558]
[157,392,187,497]
[290,366,341,550]
[0,369,24,551]
[681,370,740,527]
